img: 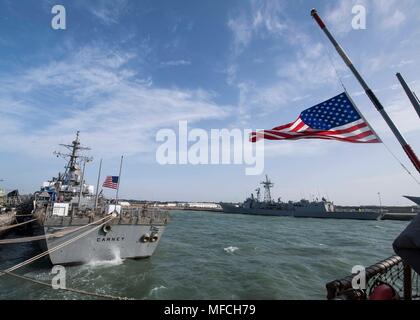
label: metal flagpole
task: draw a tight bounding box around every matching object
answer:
[396,73,420,119]
[114,156,123,212]
[310,9,420,173]
[94,158,102,210]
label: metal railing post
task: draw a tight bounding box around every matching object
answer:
[403,262,412,300]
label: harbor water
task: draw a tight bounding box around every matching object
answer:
[0,210,410,299]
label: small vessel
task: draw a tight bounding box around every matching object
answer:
[220,175,381,220]
[32,132,170,265]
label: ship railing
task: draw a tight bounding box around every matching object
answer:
[42,203,170,225]
[326,255,419,300]
[120,207,170,224]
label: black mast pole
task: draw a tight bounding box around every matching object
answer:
[310,9,420,174]
[396,72,420,119]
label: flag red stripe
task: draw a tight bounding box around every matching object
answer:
[291,121,305,132]
[250,127,377,143]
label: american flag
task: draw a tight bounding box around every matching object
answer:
[102,176,119,189]
[250,92,381,143]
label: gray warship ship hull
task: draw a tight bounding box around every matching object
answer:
[32,213,168,265]
[220,203,381,220]
[219,203,294,217]
[293,210,381,220]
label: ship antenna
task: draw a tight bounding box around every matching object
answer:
[311,9,420,174]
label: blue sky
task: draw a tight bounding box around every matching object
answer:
[0,0,419,205]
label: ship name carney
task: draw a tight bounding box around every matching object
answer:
[97,237,125,242]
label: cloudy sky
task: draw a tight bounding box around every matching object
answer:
[0,0,419,205]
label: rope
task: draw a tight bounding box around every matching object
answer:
[0,218,37,232]
[2,271,133,300]
[0,215,113,245]
[382,141,420,186]
[0,213,135,300]
[0,234,53,244]
[325,46,347,93]
[0,214,116,275]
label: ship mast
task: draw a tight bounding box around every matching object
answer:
[261,175,274,203]
[311,9,420,174]
[54,131,93,186]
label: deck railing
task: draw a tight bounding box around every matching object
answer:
[326,255,419,300]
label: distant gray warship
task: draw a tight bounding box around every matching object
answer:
[32,132,170,265]
[220,175,381,220]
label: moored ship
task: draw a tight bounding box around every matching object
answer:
[32,132,170,265]
[220,175,381,220]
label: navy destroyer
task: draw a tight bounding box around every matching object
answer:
[220,175,381,220]
[32,132,170,265]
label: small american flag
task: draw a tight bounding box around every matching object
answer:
[250,92,381,143]
[102,176,119,189]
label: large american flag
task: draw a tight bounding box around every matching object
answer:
[102,176,119,189]
[250,92,381,143]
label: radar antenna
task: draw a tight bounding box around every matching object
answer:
[53,131,93,185]
[260,175,274,203]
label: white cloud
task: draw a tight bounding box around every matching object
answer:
[263,140,329,157]
[251,0,286,35]
[280,42,345,88]
[0,46,230,159]
[325,0,411,35]
[160,60,191,67]
[84,0,129,25]
[227,0,286,55]
[381,9,406,29]
[371,92,420,135]
[391,59,414,68]
[325,0,360,35]
[228,14,253,55]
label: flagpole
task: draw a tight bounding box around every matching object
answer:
[396,73,420,119]
[94,158,102,210]
[114,156,123,212]
[311,9,420,173]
